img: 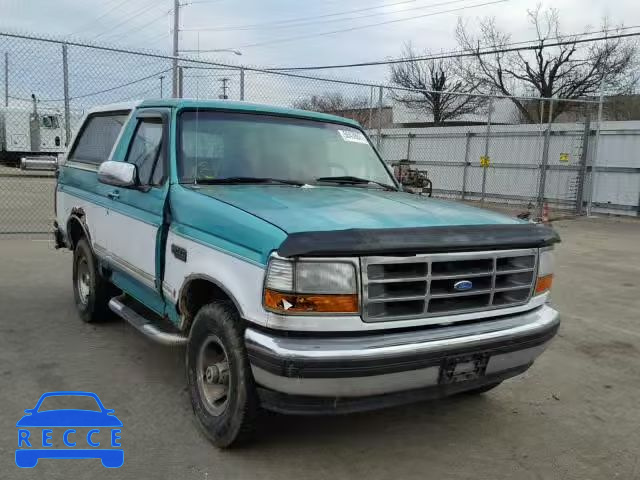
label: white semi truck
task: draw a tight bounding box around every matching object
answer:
[0,95,66,166]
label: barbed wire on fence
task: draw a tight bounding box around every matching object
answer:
[0,29,607,103]
[0,29,637,235]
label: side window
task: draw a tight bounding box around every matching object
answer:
[68,112,129,165]
[125,118,165,186]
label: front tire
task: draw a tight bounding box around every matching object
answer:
[186,302,259,448]
[72,237,114,323]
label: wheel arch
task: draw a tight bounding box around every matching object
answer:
[177,274,245,333]
[66,208,92,251]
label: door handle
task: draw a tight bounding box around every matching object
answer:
[107,190,120,200]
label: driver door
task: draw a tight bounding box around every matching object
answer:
[102,109,170,313]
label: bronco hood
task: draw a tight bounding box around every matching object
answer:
[193,185,521,233]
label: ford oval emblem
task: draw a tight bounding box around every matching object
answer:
[453,280,473,291]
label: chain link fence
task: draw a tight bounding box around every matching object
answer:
[1,31,638,234]
[376,90,606,219]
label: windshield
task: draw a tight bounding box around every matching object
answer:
[178,110,395,186]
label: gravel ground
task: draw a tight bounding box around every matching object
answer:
[1,216,639,480]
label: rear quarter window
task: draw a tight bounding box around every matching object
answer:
[68,111,130,165]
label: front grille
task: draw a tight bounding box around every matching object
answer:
[362,249,538,322]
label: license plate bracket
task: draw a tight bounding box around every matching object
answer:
[439,353,489,384]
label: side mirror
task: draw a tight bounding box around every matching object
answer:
[24,409,34,414]
[98,161,137,188]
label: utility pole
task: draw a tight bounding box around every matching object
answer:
[3,52,8,107]
[536,98,554,218]
[178,67,184,98]
[171,0,180,98]
[159,75,165,98]
[62,44,71,147]
[219,78,229,99]
[480,96,494,206]
[375,85,383,149]
[587,82,605,216]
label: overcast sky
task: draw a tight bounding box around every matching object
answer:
[2,0,636,70]
[0,0,637,110]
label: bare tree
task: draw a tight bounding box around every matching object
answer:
[389,44,487,125]
[293,92,373,126]
[456,6,638,123]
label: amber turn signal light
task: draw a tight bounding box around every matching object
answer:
[535,274,553,294]
[264,289,359,314]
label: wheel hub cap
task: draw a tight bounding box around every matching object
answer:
[197,336,231,416]
[77,259,91,305]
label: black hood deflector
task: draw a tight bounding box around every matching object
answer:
[277,223,560,258]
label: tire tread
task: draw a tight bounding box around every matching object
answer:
[73,237,114,323]
[187,302,259,448]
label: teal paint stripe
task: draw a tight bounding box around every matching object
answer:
[165,300,181,327]
[61,186,161,227]
[110,271,165,315]
[108,199,162,227]
[60,184,111,210]
[171,224,266,267]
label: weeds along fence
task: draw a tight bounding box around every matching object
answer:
[0,31,638,234]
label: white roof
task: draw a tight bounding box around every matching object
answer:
[86,100,142,115]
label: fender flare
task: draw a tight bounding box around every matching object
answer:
[177,273,246,330]
[66,208,93,251]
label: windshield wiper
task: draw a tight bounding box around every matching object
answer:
[315,176,398,191]
[194,177,305,186]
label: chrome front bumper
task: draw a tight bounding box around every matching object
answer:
[245,304,559,413]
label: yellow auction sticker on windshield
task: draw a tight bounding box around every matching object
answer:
[338,130,368,144]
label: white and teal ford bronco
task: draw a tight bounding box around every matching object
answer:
[54,99,560,447]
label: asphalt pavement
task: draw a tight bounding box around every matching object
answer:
[1,216,639,480]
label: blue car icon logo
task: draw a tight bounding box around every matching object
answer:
[15,391,123,468]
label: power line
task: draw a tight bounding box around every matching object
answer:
[70,67,172,100]
[186,0,476,32]
[119,85,162,102]
[99,9,171,42]
[144,31,173,44]
[0,29,622,104]
[93,0,166,40]
[228,0,509,49]
[183,0,418,31]
[267,26,640,71]
[18,67,173,103]
[184,73,240,78]
[178,65,240,71]
[67,0,130,37]
[183,0,230,4]
[8,66,174,104]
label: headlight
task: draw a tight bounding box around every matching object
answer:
[296,262,357,294]
[535,248,554,295]
[264,256,359,314]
